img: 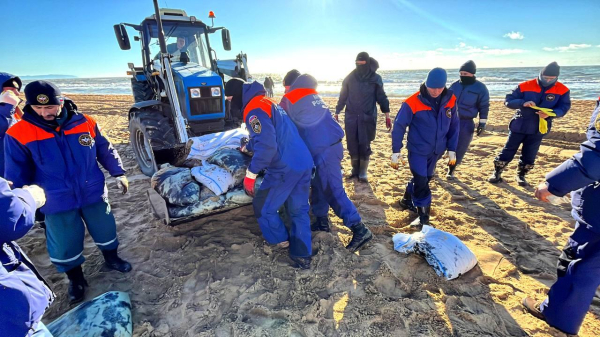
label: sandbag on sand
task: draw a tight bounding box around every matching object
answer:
[206,148,252,186]
[151,167,201,206]
[393,225,478,280]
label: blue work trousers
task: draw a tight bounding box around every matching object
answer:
[45,200,119,273]
[496,131,545,166]
[253,169,312,258]
[407,152,442,207]
[311,142,361,227]
[456,119,475,165]
[541,222,600,335]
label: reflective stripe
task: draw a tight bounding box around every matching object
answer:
[479,119,488,123]
[95,237,117,247]
[50,251,83,263]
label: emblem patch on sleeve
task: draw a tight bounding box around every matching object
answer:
[249,115,261,134]
[78,133,95,147]
[446,108,452,118]
[546,94,556,102]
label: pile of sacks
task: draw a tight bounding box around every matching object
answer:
[150,128,259,218]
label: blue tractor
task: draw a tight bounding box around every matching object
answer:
[113,1,250,176]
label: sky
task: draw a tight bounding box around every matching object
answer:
[1,0,599,80]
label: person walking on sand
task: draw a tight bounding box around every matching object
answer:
[263,76,274,98]
[523,98,600,336]
[390,68,459,230]
[3,81,132,304]
[225,78,314,269]
[446,60,490,179]
[335,52,391,182]
[488,62,571,186]
[0,72,23,175]
[280,73,373,252]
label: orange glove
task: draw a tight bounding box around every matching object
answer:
[243,170,257,197]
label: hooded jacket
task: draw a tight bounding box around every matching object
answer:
[449,78,490,121]
[4,99,126,214]
[242,82,313,179]
[279,74,344,159]
[505,78,571,134]
[392,85,459,156]
[335,57,390,116]
[0,72,21,175]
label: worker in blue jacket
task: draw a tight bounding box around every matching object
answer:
[0,177,55,337]
[390,68,459,229]
[280,73,373,252]
[447,60,490,179]
[224,79,314,269]
[489,62,571,186]
[522,98,600,336]
[335,52,391,182]
[0,72,23,175]
[4,81,132,304]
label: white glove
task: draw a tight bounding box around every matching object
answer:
[390,153,406,169]
[22,185,46,209]
[115,176,129,194]
[0,90,20,106]
[448,151,457,166]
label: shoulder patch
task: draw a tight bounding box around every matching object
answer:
[78,133,95,147]
[249,115,261,134]
[446,108,452,118]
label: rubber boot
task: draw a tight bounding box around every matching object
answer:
[398,189,416,213]
[346,157,360,180]
[66,265,88,304]
[446,164,457,180]
[346,222,373,253]
[487,160,508,184]
[290,255,311,269]
[358,157,369,183]
[410,206,431,231]
[102,249,132,273]
[516,164,534,187]
[311,216,331,232]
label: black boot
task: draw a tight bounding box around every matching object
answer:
[358,157,369,183]
[311,216,331,232]
[516,164,534,186]
[446,164,457,180]
[290,255,312,269]
[346,222,373,253]
[487,160,508,184]
[102,249,132,273]
[398,189,416,213]
[66,265,88,304]
[346,157,360,180]
[410,206,431,231]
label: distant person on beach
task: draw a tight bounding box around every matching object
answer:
[283,69,300,93]
[447,60,490,179]
[335,52,390,182]
[0,177,55,336]
[225,79,314,269]
[488,62,571,186]
[522,99,600,336]
[3,81,132,304]
[280,73,373,252]
[390,68,459,229]
[0,72,23,175]
[263,76,274,97]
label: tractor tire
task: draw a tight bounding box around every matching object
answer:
[131,78,154,103]
[129,109,177,176]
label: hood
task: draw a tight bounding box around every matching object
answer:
[290,74,318,91]
[0,72,22,91]
[286,74,328,128]
[370,57,379,72]
[242,81,267,108]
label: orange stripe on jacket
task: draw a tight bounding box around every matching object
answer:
[283,88,318,105]
[545,82,569,95]
[445,94,457,109]
[6,120,55,145]
[519,79,541,93]
[404,91,431,115]
[64,115,97,138]
[243,96,275,121]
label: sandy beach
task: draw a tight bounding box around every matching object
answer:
[17,94,600,336]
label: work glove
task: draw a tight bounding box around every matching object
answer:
[334,113,340,123]
[239,137,253,156]
[115,176,129,195]
[448,151,457,166]
[390,152,406,170]
[385,117,392,131]
[476,123,486,136]
[22,185,46,209]
[0,90,20,106]
[243,170,258,197]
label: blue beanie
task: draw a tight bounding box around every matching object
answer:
[425,68,447,89]
[25,80,62,105]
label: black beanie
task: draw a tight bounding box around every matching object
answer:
[2,76,22,91]
[542,62,560,77]
[283,69,301,86]
[459,60,476,74]
[356,52,369,62]
[24,80,62,105]
[224,78,245,110]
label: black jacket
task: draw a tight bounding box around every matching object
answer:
[335,58,390,115]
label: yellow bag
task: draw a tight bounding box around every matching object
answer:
[531,106,557,134]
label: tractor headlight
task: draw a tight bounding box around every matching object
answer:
[211,87,221,97]
[190,88,201,98]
